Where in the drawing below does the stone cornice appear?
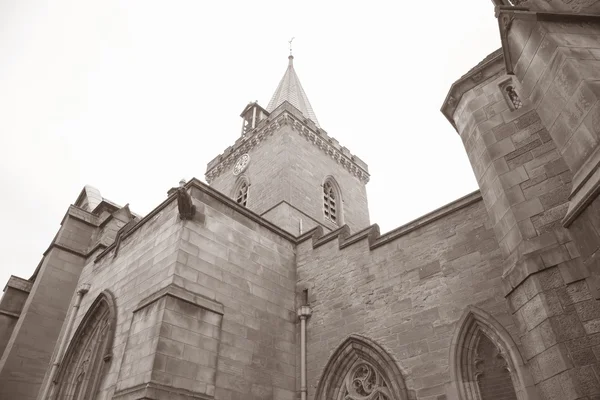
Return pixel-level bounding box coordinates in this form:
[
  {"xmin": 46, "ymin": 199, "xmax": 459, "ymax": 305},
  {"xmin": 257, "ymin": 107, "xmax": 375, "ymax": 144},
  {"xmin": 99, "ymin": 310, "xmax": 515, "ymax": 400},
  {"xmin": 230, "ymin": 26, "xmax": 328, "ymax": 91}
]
[
  {"xmin": 496, "ymin": 6, "xmax": 600, "ymax": 76},
  {"xmin": 441, "ymin": 50, "xmax": 505, "ymax": 132},
  {"xmin": 205, "ymin": 102, "xmax": 370, "ymax": 184}
]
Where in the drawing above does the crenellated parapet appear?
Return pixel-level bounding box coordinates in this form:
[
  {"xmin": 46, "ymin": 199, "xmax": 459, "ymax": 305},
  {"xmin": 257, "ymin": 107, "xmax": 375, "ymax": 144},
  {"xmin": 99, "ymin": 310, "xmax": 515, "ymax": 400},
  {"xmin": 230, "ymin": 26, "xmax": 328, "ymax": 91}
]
[
  {"xmin": 298, "ymin": 190, "xmax": 482, "ymax": 252},
  {"xmin": 205, "ymin": 102, "xmax": 370, "ymax": 185}
]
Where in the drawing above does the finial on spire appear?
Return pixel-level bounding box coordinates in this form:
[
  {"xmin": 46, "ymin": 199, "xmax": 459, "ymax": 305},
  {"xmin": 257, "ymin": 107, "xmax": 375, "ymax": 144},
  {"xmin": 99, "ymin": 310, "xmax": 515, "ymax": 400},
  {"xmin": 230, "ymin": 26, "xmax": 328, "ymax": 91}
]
[{"xmin": 288, "ymin": 37, "xmax": 295, "ymax": 56}]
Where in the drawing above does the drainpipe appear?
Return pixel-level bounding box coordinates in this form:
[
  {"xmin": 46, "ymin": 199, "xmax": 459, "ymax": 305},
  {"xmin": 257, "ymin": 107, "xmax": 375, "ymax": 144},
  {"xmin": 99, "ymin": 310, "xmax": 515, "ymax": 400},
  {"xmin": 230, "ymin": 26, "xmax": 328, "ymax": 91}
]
[
  {"xmin": 297, "ymin": 289, "xmax": 312, "ymax": 400},
  {"xmin": 40, "ymin": 283, "xmax": 90, "ymax": 399}
]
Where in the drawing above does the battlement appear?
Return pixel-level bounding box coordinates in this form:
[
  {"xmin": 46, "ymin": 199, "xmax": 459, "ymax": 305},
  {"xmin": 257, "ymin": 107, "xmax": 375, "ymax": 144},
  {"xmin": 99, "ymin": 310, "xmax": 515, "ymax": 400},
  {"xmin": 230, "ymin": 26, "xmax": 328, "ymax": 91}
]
[
  {"xmin": 297, "ymin": 190, "xmax": 482, "ymax": 252},
  {"xmin": 205, "ymin": 101, "xmax": 369, "ymax": 184}
]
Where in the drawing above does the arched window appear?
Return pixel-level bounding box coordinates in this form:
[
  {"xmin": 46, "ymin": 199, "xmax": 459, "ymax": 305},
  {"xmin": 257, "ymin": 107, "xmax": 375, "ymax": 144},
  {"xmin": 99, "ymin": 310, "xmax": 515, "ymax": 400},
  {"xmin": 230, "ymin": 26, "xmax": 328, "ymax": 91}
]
[
  {"xmin": 316, "ymin": 335, "xmax": 408, "ymax": 400},
  {"xmin": 233, "ymin": 176, "xmax": 250, "ymax": 207},
  {"xmin": 450, "ymin": 307, "xmax": 537, "ymax": 400},
  {"xmin": 323, "ymin": 177, "xmax": 342, "ymax": 225},
  {"xmin": 52, "ymin": 290, "xmax": 116, "ymax": 400}
]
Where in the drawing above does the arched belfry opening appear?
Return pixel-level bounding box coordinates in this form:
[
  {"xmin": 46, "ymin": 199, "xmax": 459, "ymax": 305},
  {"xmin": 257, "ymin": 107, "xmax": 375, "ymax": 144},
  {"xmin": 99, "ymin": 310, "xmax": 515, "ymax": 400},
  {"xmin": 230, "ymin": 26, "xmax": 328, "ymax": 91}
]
[
  {"xmin": 450, "ymin": 307, "xmax": 538, "ymax": 400},
  {"xmin": 315, "ymin": 334, "xmax": 408, "ymax": 400},
  {"xmin": 323, "ymin": 176, "xmax": 343, "ymax": 226},
  {"xmin": 52, "ymin": 290, "xmax": 117, "ymax": 400}
]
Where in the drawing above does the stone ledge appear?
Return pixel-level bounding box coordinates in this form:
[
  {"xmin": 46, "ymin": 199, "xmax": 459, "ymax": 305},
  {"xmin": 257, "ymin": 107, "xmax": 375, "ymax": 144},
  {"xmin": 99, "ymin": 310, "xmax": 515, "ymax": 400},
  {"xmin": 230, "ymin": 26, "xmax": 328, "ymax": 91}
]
[
  {"xmin": 44, "ymin": 243, "xmax": 88, "ymax": 258},
  {"xmin": 133, "ymin": 283, "xmax": 224, "ymax": 315},
  {"xmin": 4, "ymin": 275, "xmax": 32, "ymax": 293},
  {"xmin": 113, "ymin": 382, "xmax": 214, "ymax": 400},
  {"xmin": 501, "ymin": 247, "xmax": 589, "ymax": 296},
  {"xmin": 64, "ymin": 205, "xmax": 100, "ymax": 227},
  {"xmin": 0, "ymin": 309, "xmax": 20, "ymax": 319}
]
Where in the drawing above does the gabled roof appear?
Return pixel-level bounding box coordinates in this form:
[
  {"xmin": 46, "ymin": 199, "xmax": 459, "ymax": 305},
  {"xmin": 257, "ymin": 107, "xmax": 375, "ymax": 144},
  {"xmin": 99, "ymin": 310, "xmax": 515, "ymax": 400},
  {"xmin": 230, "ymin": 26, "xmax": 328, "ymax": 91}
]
[{"xmin": 266, "ymin": 55, "xmax": 320, "ymax": 127}]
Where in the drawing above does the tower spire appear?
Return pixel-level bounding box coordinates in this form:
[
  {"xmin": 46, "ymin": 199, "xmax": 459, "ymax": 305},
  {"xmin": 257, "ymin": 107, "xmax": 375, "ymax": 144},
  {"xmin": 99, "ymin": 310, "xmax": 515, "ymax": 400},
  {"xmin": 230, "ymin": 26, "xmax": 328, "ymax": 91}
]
[{"xmin": 266, "ymin": 46, "xmax": 320, "ymax": 127}]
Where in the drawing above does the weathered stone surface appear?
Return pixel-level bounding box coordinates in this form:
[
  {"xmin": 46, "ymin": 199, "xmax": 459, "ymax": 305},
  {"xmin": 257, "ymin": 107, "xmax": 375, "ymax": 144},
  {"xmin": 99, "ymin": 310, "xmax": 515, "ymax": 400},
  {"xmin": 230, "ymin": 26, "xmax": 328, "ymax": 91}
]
[{"xmin": 2, "ymin": 7, "xmax": 600, "ymax": 400}]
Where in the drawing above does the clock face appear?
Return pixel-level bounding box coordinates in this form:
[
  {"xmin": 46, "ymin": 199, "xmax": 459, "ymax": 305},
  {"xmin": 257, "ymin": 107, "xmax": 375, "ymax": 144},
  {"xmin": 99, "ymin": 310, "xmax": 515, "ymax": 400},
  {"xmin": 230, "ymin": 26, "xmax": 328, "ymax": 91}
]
[{"xmin": 233, "ymin": 154, "xmax": 250, "ymax": 176}]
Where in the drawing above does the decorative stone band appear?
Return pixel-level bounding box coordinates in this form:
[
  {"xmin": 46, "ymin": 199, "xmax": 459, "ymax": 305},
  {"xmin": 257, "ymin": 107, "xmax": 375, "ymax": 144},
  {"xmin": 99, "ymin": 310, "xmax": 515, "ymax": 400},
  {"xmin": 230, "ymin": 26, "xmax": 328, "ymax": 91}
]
[{"xmin": 204, "ymin": 111, "xmax": 370, "ymax": 184}]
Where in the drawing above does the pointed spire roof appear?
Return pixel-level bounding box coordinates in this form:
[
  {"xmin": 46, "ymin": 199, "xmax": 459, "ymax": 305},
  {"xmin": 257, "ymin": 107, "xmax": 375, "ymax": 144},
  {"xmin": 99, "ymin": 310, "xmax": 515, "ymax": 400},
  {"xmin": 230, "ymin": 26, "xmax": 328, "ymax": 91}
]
[{"xmin": 267, "ymin": 55, "xmax": 320, "ymax": 127}]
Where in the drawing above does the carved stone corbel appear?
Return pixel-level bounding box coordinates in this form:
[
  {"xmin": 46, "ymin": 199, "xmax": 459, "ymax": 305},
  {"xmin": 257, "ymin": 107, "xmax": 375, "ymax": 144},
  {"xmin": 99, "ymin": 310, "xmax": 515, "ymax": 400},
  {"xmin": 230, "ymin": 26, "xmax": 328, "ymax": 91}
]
[{"xmin": 176, "ymin": 187, "xmax": 196, "ymax": 220}]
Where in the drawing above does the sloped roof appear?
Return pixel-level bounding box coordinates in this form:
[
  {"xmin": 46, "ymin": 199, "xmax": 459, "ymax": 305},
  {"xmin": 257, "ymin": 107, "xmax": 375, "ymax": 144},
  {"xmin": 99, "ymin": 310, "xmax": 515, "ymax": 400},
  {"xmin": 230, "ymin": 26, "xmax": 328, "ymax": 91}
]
[{"xmin": 266, "ymin": 55, "xmax": 320, "ymax": 127}]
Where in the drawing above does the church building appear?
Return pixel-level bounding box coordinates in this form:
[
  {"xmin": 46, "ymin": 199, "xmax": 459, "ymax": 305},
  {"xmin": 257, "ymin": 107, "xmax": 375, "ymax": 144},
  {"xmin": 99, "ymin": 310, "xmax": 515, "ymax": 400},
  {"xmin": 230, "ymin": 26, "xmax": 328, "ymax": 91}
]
[{"xmin": 2, "ymin": 1, "xmax": 600, "ymax": 399}]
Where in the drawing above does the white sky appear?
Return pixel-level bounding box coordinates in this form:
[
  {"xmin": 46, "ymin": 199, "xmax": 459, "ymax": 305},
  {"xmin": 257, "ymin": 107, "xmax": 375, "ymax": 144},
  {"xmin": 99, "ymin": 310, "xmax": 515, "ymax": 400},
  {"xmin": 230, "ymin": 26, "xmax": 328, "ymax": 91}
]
[{"xmin": 0, "ymin": 1, "xmax": 501, "ymax": 287}]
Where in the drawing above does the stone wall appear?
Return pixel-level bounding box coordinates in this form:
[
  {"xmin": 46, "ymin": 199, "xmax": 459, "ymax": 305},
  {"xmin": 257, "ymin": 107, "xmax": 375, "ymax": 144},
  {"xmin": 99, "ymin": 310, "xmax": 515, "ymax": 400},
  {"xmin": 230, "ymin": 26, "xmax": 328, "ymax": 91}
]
[
  {"xmin": 297, "ymin": 195, "xmax": 521, "ymax": 400},
  {"xmin": 505, "ymin": 11, "xmax": 600, "ymax": 286},
  {"xmin": 441, "ymin": 10, "xmax": 600, "ymax": 398},
  {"xmin": 38, "ymin": 182, "xmax": 298, "ymax": 400},
  {"xmin": 209, "ymin": 127, "xmax": 292, "ymax": 217},
  {"xmin": 182, "ymin": 185, "xmax": 297, "ymax": 400}
]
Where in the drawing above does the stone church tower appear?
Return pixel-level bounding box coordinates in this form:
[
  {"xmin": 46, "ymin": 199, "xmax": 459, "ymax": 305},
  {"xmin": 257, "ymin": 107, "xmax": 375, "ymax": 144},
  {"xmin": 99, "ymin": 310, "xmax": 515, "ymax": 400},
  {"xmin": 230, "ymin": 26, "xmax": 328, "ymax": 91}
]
[
  {"xmin": 1, "ymin": 1, "xmax": 600, "ymax": 399},
  {"xmin": 205, "ymin": 55, "xmax": 370, "ymax": 235}
]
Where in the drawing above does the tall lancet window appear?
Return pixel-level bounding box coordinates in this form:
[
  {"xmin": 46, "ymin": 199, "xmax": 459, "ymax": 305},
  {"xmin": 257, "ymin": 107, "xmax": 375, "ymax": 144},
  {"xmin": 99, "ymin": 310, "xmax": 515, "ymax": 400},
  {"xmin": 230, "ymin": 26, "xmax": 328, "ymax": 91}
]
[
  {"xmin": 234, "ymin": 177, "xmax": 249, "ymax": 207},
  {"xmin": 451, "ymin": 307, "xmax": 535, "ymax": 400},
  {"xmin": 323, "ymin": 178, "xmax": 341, "ymax": 225},
  {"xmin": 53, "ymin": 291, "xmax": 116, "ymax": 400}
]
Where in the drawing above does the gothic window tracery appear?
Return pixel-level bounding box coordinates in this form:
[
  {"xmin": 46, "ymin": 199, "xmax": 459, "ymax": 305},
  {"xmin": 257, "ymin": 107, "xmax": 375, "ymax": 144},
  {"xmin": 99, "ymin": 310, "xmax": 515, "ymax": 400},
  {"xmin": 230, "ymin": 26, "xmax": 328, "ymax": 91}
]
[
  {"xmin": 52, "ymin": 291, "xmax": 116, "ymax": 400},
  {"xmin": 342, "ymin": 362, "xmax": 391, "ymax": 400},
  {"xmin": 323, "ymin": 178, "xmax": 341, "ymax": 225},
  {"xmin": 315, "ymin": 335, "xmax": 408, "ymax": 400}
]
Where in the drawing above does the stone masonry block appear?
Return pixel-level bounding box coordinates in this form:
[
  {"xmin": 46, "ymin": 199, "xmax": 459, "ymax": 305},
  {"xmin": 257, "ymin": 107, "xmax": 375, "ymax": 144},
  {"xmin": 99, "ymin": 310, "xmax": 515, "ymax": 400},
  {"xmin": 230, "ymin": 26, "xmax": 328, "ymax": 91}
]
[
  {"xmin": 536, "ymin": 343, "xmax": 572, "ymax": 381},
  {"xmin": 489, "ymin": 137, "xmax": 517, "ymax": 160},
  {"xmin": 550, "ymin": 311, "xmax": 586, "ymax": 343},
  {"xmin": 513, "ymin": 198, "xmax": 544, "ymax": 222},
  {"xmin": 539, "ymin": 84, "xmax": 569, "ymax": 129},
  {"xmin": 562, "ymin": 122, "xmax": 598, "ymax": 171}
]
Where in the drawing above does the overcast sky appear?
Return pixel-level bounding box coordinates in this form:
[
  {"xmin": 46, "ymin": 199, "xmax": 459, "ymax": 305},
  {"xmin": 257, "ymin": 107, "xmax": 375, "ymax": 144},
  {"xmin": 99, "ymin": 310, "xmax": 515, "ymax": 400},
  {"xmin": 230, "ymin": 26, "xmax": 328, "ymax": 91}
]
[{"xmin": 0, "ymin": 1, "xmax": 501, "ymax": 288}]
